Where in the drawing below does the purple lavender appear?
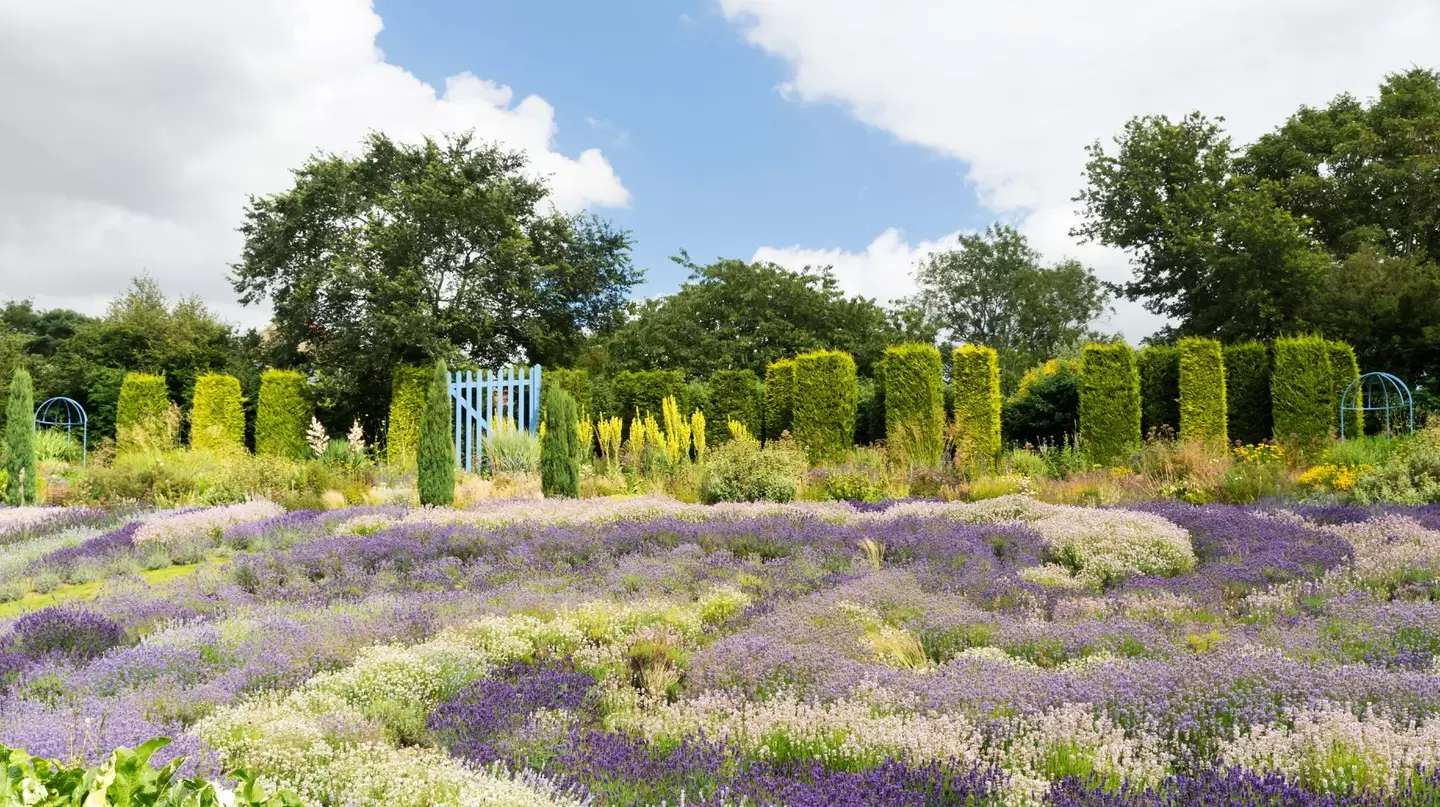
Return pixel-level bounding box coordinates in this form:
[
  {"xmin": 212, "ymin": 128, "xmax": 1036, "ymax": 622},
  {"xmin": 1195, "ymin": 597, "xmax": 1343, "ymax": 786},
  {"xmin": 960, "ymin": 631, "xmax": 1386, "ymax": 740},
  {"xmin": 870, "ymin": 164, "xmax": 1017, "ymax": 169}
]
[{"xmin": 8, "ymin": 605, "xmax": 127, "ymax": 660}]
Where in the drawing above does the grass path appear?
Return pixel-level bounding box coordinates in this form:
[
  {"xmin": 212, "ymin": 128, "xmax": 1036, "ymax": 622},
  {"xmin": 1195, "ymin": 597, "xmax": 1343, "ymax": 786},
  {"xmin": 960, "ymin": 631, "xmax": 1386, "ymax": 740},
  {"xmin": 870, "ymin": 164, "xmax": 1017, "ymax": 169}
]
[{"xmin": 0, "ymin": 563, "xmax": 206, "ymax": 620}]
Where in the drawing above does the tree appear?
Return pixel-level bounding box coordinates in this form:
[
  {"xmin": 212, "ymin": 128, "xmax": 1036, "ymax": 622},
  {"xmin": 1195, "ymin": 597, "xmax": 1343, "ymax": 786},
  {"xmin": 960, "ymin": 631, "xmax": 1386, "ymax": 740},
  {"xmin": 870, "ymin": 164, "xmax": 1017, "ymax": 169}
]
[
  {"xmin": 231, "ymin": 132, "xmax": 640, "ymax": 433},
  {"xmin": 5, "ymin": 368, "xmax": 36, "ymax": 505},
  {"xmin": 541, "ymin": 389, "xmax": 581, "ymax": 498},
  {"xmin": 417, "ymin": 359, "xmax": 455, "ymax": 506},
  {"xmin": 603, "ymin": 253, "xmax": 928, "ymax": 378},
  {"xmin": 910, "ymin": 225, "xmax": 1109, "ymax": 391}
]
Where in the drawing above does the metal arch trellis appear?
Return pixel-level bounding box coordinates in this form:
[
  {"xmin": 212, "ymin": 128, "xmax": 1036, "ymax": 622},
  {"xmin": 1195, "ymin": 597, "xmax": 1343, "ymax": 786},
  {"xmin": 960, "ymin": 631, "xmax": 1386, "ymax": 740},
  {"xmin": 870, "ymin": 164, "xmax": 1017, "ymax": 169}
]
[
  {"xmin": 1339, "ymin": 372, "xmax": 1413, "ymax": 441},
  {"xmin": 33, "ymin": 397, "xmax": 89, "ymax": 465}
]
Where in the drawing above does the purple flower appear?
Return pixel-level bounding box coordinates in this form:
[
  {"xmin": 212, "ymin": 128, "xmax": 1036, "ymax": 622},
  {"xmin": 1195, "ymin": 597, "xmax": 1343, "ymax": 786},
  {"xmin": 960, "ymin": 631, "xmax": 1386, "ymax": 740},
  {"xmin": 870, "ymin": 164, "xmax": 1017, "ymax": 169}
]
[{"xmin": 9, "ymin": 606, "xmax": 126, "ymax": 661}]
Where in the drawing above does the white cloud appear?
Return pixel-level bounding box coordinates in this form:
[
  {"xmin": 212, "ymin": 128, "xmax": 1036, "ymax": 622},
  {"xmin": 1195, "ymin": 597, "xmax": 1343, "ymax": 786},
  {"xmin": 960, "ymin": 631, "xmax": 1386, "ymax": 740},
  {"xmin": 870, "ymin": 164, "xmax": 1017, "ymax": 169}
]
[
  {"xmin": 752, "ymin": 227, "xmax": 957, "ymax": 304},
  {"xmin": 0, "ymin": 0, "xmax": 629, "ymax": 327},
  {"xmin": 720, "ymin": 0, "xmax": 1440, "ymax": 341}
]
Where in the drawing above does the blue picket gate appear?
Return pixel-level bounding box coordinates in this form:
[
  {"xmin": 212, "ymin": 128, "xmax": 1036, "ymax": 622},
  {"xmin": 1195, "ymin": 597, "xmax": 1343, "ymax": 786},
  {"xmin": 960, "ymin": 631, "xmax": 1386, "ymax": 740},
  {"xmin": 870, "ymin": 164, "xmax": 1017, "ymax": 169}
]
[{"xmin": 450, "ymin": 365, "xmax": 542, "ymax": 472}]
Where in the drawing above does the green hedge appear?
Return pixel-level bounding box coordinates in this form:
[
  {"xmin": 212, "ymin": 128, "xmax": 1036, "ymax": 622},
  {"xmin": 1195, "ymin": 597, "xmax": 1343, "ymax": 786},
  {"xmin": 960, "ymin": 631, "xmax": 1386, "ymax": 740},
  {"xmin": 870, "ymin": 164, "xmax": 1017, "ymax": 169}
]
[
  {"xmin": 708, "ymin": 369, "xmax": 761, "ymax": 446},
  {"xmin": 1327, "ymin": 340, "xmax": 1361, "ymax": 438},
  {"xmin": 612, "ymin": 370, "xmax": 688, "ymax": 437},
  {"xmin": 764, "ymin": 359, "xmax": 796, "ymax": 441},
  {"xmin": 5, "ymin": 368, "xmax": 36, "ymax": 505},
  {"xmin": 386, "ymin": 365, "xmax": 431, "ymax": 468},
  {"xmin": 116, "ymin": 372, "xmax": 172, "ymax": 454},
  {"xmin": 1137, "ymin": 346, "xmax": 1180, "ymax": 438},
  {"xmin": 855, "ymin": 377, "xmax": 885, "ymax": 446},
  {"xmin": 1223, "ymin": 342, "xmax": 1272, "ymax": 445},
  {"xmin": 1178, "ymin": 338, "xmax": 1227, "ymax": 443},
  {"xmin": 256, "ymin": 369, "xmax": 310, "ymax": 459},
  {"xmin": 542, "ymin": 368, "xmax": 592, "ymax": 416},
  {"xmin": 190, "ymin": 372, "xmax": 245, "ymax": 452},
  {"xmin": 952, "ymin": 345, "xmax": 1001, "ymax": 470},
  {"xmin": 881, "ymin": 344, "xmax": 944, "ymax": 466},
  {"xmin": 793, "ymin": 350, "xmax": 857, "ymax": 466},
  {"xmin": 1079, "ymin": 343, "xmax": 1141, "ymax": 465},
  {"xmin": 1272, "ymin": 336, "xmax": 1333, "ymax": 455}
]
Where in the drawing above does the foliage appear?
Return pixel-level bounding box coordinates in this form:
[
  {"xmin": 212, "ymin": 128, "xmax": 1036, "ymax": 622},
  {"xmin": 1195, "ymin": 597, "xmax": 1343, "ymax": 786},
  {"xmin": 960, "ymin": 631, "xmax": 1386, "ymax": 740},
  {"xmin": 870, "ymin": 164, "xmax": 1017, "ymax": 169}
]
[
  {"xmin": 418, "ymin": 359, "xmax": 455, "ymax": 506},
  {"xmin": 854, "ymin": 376, "xmax": 884, "ymax": 447},
  {"xmin": 951, "ymin": 345, "xmax": 1001, "ymax": 471},
  {"xmin": 707, "ymin": 369, "xmax": 761, "ymax": 447},
  {"xmin": 1326, "ymin": 340, "xmax": 1361, "ymax": 438},
  {"xmin": 542, "ymin": 368, "xmax": 591, "ymax": 418},
  {"xmin": 32, "ymin": 428, "xmax": 81, "ymax": 464},
  {"xmin": 793, "ymin": 350, "xmax": 858, "ymax": 466},
  {"xmin": 189, "ymin": 373, "xmax": 244, "ymax": 452},
  {"xmin": 691, "ymin": 410, "xmax": 707, "ymax": 460},
  {"xmin": 698, "ymin": 438, "xmax": 806, "ymax": 503},
  {"xmin": 541, "ymin": 389, "xmax": 581, "ymax": 498},
  {"xmin": 1136, "ymin": 346, "xmax": 1180, "ymax": 437},
  {"xmin": 1003, "ymin": 359, "xmax": 1082, "ymax": 448},
  {"xmin": 596, "ymin": 416, "xmax": 623, "ymax": 476},
  {"xmin": 1223, "ymin": 341, "xmax": 1272, "ymax": 445},
  {"xmin": 232, "ymin": 132, "xmax": 638, "ymax": 434},
  {"xmin": 255, "ymin": 369, "xmax": 310, "ymax": 459},
  {"xmin": 1078, "ymin": 343, "xmax": 1142, "ymax": 465},
  {"xmin": 116, "ymin": 373, "xmax": 173, "ymax": 455},
  {"xmin": 881, "ymin": 344, "xmax": 944, "ymax": 467},
  {"xmin": 1178, "ymin": 337, "xmax": 1227, "ymax": 443},
  {"xmin": 726, "ymin": 419, "xmax": 752, "ymax": 443},
  {"xmin": 485, "ymin": 419, "xmax": 542, "ymax": 477},
  {"xmin": 764, "ymin": 359, "xmax": 795, "ymax": 441},
  {"xmin": 5, "ymin": 368, "xmax": 36, "ymax": 506},
  {"xmin": 386, "ymin": 365, "xmax": 431, "ymax": 469},
  {"xmin": 1272, "ymin": 336, "xmax": 1333, "ymax": 456},
  {"xmin": 604, "ymin": 252, "xmax": 926, "ymax": 378},
  {"xmin": 910, "ymin": 224, "xmax": 1110, "ymax": 391},
  {"xmin": 1352, "ymin": 427, "xmax": 1440, "ymax": 504},
  {"xmin": 612, "ymin": 370, "xmax": 688, "ymax": 437},
  {"xmin": 1298, "ymin": 463, "xmax": 1371, "ymax": 494}
]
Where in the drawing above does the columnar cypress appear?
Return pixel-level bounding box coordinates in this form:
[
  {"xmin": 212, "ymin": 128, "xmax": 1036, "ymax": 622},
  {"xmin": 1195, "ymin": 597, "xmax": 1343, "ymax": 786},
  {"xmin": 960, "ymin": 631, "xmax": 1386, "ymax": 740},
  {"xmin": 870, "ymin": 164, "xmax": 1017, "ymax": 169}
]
[
  {"xmin": 1272, "ymin": 336, "xmax": 1333, "ymax": 456},
  {"xmin": 190, "ymin": 372, "xmax": 245, "ymax": 452},
  {"xmin": 4, "ymin": 368, "xmax": 36, "ymax": 506},
  {"xmin": 1178, "ymin": 337, "xmax": 1227, "ymax": 443},
  {"xmin": 386, "ymin": 365, "xmax": 431, "ymax": 469},
  {"xmin": 116, "ymin": 373, "xmax": 172, "ymax": 454},
  {"xmin": 793, "ymin": 350, "xmax": 858, "ymax": 466},
  {"xmin": 1326, "ymin": 340, "xmax": 1361, "ymax": 438},
  {"xmin": 1136, "ymin": 346, "xmax": 1180, "ymax": 438},
  {"xmin": 951, "ymin": 345, "xmax": 1001, "ymax": 470},
  {"xmin": 255, "ymin": 369, "xmax": 311, "ymax": 459},
  {"xmin": 417, "ymin": 359, "xmax": 455, "ymax": 506},
  {"xmin": 764, "ymin": 359, "xmax": 796, "ymax": 441},
  {"xmin": 1223, "ymin": 341, "xmax": 1272, "ymax": 445},
  {"xmin": 1078, "ymin": 343, "xmax": 1142, "ymax": 466},
  {"xmin": 883, "ymin": 344, "xmax": 944, "ymax": 467},
  {"xmin": 541, "ymin": 389, "xmax": 581, "ymax": 498}
]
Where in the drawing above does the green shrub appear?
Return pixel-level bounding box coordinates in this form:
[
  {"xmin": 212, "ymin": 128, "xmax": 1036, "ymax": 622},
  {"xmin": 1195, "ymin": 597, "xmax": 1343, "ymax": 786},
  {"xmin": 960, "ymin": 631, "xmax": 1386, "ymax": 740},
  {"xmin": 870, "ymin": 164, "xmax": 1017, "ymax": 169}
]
[
  {"xmin": 952, "ymin": 345, "xmax": 1001, "ymax": 470},
  {"xmin": 764, "ymin": 359, "xmax": 796, "ymax": 441},
  {"xmin": 612, "ymin": 370, "xmax": 688, "ymax": 437},
  {"xmin": 707, "ymin": 369, "xmax": 761, "ymax": 446},
  {"xmin": 116, "ymin": 373, "xmax": 172, "ymax": 454},
  {"xmin": 1327, "ymin": 340, "xmax": 1361, "ymax": 438},
  {"xmin": 883, "ymin": 344, "xmax": 944, "ymax": 467},
  {"xmin": 1079, "ymin": 343, "xmax": 1141, "ymax": 465},
  {"xmin": 5, "ymin": 368, "xmax": 36, "ymax": 505},
  {"xmin": 190, "ymin": 373, "xmax": 245, "ymax": 452},
  {"xmin": 1353, "ymin": 430, "xmax": 1440, "ymax": 504},
  {"xmin": 1003, "ymin": 359, "xmax": 1081, "ymax": 447},
  {"xmin": 255, "ymin": 369, "xmax": 310, "ymax": 460},
  {"xmin": 1178, "ymin": 337, "xmax": 1227, "ymax": 443},
  {"xmin": 542, "ymin": 368, "xmax": 591, "ymax": 416},
  {"xmin": 1223, "ymin": 341, "xmax": 1271, "ymax": 445},
  {"xmin": 385, "ymin": 365, "xmax": 430, "ymax": 469},
  {"xmin": 485, "ymin": 424, "xmax": 541, "ymax": 475},
  {"xmin": 1137, "ymin": 346, "xmax": 1180, "ymax": 437},
  {"xmin": 417, "ymin": 359, "xmax": 455, "ymax": 506},
  {"xmin": 32, "ymin": 429, "xmax": 81, "ymax": 464},
  {"xmin": 793, "ymin": 350, "xmax": 858, "ymax": 466},
  {"xmin": 541, "ymin": 389, "xmax": 581, "ymax": 498},
  {"xmin": 699, "ymin": 439, "xmax": 806, "ymax": 503},
  {"xmin": 1272, "ymin": 336, "xmax": 1333, "ymax": 455}
]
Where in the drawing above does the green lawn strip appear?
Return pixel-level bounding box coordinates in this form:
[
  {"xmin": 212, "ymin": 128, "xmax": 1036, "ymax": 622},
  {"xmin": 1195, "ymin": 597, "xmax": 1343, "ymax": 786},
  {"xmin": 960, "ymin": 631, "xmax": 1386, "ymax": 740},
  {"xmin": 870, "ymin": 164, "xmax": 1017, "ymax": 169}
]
[{"xmin": 0, "ymin": 562, "xmax": 208, "ymax": 620}]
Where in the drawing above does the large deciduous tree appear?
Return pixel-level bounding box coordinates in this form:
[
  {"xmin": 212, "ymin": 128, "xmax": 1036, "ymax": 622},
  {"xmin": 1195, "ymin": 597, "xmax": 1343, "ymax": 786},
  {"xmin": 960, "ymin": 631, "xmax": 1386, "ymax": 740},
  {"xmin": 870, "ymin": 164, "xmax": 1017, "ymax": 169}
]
[{"xmin": 231, "ymin": 132, "xmax": 639, "ymax": 430}]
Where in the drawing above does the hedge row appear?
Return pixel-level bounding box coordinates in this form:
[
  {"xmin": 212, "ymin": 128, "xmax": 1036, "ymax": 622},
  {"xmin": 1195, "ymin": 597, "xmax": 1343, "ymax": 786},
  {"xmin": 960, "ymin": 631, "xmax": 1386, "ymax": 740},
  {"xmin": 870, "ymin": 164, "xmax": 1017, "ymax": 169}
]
[
  {"xmin": 1137, "ymin": 346, "xmax": 1179, "ymax": 437},
  {"xmin": 763, "ymin": 359, "xmax": 796, "ymax": 441},
  {"xmin": 385, "ymin": 366, "xmax": 431, "ymax": 469},
  {"xmin": 256, "ymin": 369, "xmax": 311, "ymax": 459},
  {"xmin": 1327, "ymin": 340, "xmax": 1361, "ymax": 438},
  {"xmin": 1178, "ymin": 338, "xmax": 1227, "ymax": 443},
  {"xmin": 542, "ymin": 368, "xmax": 592, "ymax": 417},
  {"xmin": 883, "ymin": 344, "xmax": 944, "ymax": 466},
  {"xmin": 793, "ymin": 350, "xmax": 857, "ymax": 466},
  {"xmin": 1272, "ymin": 336, "xmax": 1332, "ymax": 455},
  {"xmin": 952, "ymin": 345, "xmax": 1001, "ymax": 470},
  {"xmin": 708, "ymin": 369, "xmax": 762, "ymax": 446},
  {"xmin": 612, "ymin": 370, "xmax": 688, "ymax": 438},
  {"xmin": 1223, "ymin": 342, "xmax": 1271, "ymax": 446},
  {"xmin": 116, "ymin": 373, "xmax": 172, "ymax": 454},
  {"xmin": 190, "ymin": 373, "xmax": 245, "ymax": 452},
  {"xmin": 1079, "ymin": 343, "xmax": 1141, "ymax": 465}
]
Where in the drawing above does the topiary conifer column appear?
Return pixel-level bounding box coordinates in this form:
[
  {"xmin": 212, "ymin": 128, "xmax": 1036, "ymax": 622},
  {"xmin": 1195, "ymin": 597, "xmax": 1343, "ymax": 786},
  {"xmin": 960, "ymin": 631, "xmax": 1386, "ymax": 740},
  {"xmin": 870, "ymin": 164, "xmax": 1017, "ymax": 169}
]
[
  {"xmin": 5, "ymin": 368, "xmax": 36, "ymax": 505},
  {"xmin": 541, "ymin": 388, "xmax": 581, "ymax": 498},
  {"xmin": 418, "ymin": 359, "xmax": 455, "ymax": 506},
  {"xmin": 190, "ymin": 372, "xmax": 245, "ymax": 452},
  {"xmin": 1178, "ymin": 337, "xmax": 1227, "ymax": 443},
  {"xmin": 1079, "ymin": 343, "xmax": 1142, "ymax": 466},
  {"xmin": 255, "ymin": 369, "xmax": 310, "ymax": 459}
]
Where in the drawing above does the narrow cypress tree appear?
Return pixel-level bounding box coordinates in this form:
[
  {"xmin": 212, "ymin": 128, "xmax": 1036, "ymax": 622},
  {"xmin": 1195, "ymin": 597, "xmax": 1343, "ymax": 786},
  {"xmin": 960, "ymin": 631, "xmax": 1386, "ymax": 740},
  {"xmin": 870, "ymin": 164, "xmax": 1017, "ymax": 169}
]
[
  {"xmin": 5, "ymin": 368, "xmax": 37, "ymax": 505},
  {"xmin": 417, "ymin": 359, "xmax": 455, "ymax": 506},
  {"xmin": 542, "ymin": 389, "xmax": 581, "ymax": 498}
]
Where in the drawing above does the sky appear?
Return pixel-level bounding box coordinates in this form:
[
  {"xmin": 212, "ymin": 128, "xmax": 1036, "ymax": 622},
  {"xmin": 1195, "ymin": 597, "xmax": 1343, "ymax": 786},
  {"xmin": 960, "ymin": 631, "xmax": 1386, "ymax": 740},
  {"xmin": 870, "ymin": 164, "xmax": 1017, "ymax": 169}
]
[{"xmin": 2, "ymin": 1, "xmax": 1439, "ymax": 342}]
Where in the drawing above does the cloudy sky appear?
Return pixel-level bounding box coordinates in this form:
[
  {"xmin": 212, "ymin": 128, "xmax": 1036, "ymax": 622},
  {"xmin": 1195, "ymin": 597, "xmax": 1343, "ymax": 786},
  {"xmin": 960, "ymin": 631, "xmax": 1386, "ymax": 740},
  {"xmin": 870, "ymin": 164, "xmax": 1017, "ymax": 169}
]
[{"xmin": 2, "ymin": 1, "xmax": 1438, "ymax": 340}]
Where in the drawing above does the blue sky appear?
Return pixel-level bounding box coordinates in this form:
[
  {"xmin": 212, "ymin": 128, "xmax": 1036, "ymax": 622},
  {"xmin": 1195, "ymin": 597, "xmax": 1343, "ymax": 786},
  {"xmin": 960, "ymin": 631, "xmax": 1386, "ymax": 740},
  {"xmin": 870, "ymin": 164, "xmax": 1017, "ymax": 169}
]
[{"xmin": 371, "ymin": 0, "xmax": 989, "ymax": 299}]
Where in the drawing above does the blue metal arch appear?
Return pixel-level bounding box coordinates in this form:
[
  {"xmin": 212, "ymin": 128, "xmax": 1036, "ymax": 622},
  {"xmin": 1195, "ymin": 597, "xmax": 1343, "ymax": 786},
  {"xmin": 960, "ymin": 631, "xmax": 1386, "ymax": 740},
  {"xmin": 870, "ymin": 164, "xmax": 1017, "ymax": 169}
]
[
  {"xmin": 33, "ymin": 396, "xmax": 88, "ymax": 465},
  {"xmin": 1339, "ymin": 372, "xmax": 1413, "ymax": 440}
]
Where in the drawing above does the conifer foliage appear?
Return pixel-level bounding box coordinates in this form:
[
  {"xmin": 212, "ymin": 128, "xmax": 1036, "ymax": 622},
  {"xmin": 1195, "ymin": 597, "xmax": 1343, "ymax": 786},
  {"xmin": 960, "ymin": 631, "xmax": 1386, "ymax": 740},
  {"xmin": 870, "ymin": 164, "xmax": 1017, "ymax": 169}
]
[
  {"xmin": 542, "ymin": 389, "xmax": 581, "ymax": 498},
  {"xmin": 417, "ymin": 359, "xmax": 455, "ymax": 506},
  {"xmin": 4, "ymin": 368, "xmax": 36, "ymax": 505}
]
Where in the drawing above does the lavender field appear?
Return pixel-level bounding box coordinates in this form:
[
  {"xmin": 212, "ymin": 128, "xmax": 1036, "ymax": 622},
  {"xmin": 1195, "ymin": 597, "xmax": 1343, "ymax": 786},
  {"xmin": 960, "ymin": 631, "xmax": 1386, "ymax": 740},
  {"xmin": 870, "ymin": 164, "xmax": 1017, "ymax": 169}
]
[{"xmin": 5, "ymin": 496, "xmax": 1440, "ymax": 806}]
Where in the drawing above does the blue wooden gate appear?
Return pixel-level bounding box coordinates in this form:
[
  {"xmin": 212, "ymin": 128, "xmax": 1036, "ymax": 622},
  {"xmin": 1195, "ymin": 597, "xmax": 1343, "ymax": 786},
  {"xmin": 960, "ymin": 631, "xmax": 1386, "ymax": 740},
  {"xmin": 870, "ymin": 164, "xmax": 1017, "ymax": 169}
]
[{"xmin": 450, "ymin": 365, "xmax": 542, "ymax": 472}]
